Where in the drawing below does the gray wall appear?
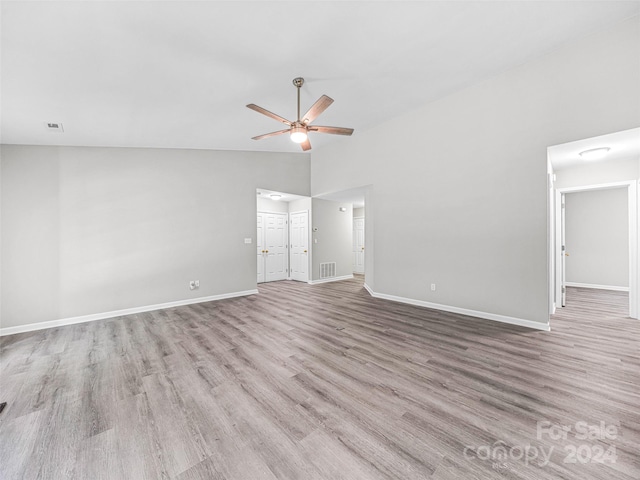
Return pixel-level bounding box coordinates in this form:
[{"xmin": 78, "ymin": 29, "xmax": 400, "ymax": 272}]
[
  {"xmin": 1, "ymin": 145, "xmax": 310, "ymax": 328},
  {"xmin": 311, "ymin": 199, "xmax": 352, "ymax": 280},
  {"xmin": 311, "ymin": 17, "xmax": 640, "ymax": 325},
  {"xmin": 565, "ymin": 188, "xmax": 628, "ymax": 288}
]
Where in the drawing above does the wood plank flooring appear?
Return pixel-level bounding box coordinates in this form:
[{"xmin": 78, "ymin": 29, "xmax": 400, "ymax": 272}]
[{"xmin": 1, "ymin": 278, "xmax": 638, "ymax": 479}]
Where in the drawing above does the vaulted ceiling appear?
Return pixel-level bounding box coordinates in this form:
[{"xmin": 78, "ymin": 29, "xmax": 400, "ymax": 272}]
[{"xmin": 2, "ymin": 1, "xmax": 638, "ymax": 153}]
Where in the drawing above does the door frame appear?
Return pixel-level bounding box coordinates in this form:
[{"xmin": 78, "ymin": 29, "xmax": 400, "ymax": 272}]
[{"xmin": 552, "ymin": 181, "xmax": 637, "ymax": 319}]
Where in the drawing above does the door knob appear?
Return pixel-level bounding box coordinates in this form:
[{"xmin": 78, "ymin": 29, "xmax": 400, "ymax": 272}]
[
  {"xmin": 265, "ymin": 250, "xmax": 269, "ymax": 253},
  {"xmin": 565, "ymin": 253, "xmax": 569, "ymax": 256},
  {"xmin": 362, "ymin": 247, "xmax": 365, "ymax": 250},
  {"xmin": 304, "ymin": 250, "xmax": 307, "ymax": 253}
]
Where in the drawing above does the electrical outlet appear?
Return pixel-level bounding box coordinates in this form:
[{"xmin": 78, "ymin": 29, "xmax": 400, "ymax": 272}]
[
  {"xmin": 431, "ymin": 283, "xmax": 436, "ymax": 292},
  {"xmin": 195, "ymin": 280, "xmax": 200, "ymax": 288},
  {"xmin": 189, "ymin": 280, "xmax": 197, "ymax": 290}
]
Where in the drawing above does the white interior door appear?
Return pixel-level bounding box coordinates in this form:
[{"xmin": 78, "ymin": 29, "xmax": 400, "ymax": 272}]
[
  {"xmin": 290, "ymin": 211, "xmax": 309, "ymax": 282},
  {"xmin": 353, "ymin": 217, "xmax": 365, "ymax": 273},
  {"xmin": 264, "ymin": 212, "xmax": 288, "ymax": 282},
  {"xmin": 561, "ymin": 193, "xmax": 567, "ymax": 307}
]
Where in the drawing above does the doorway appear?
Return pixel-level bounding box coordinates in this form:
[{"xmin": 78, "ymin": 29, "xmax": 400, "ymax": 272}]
[
  {"xmin": 257, "ymin": 188, "xmax": 311, "ymax": 284},
  {"xmin": 554, "ymin": 183, "xmax": 636, "ymax": 314},
  {"xmin": 547, "ymin": 128, "xmax": 639, "ymax": 321},
  {"xmin": 313, "ymin": 185, "xmax": 371, "ymax": 284}
]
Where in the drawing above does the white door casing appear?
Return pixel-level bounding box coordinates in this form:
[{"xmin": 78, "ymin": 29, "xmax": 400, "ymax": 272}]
[
  {"xmin": 353, "ymin": 217, "xmax": 365, "ymax": 273},
  {"xmin": 290, "ymin": 211, "xmax": 309, "ymax": 282},
  {"xmin": 257, "ymin": 213, "xmax": 265, "ymax": 283}
]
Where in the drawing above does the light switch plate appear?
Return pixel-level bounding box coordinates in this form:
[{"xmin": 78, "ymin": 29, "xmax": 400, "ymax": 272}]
[{"xmin": 244, "ymin": 238, "xmax": 252, "ymax": 244}]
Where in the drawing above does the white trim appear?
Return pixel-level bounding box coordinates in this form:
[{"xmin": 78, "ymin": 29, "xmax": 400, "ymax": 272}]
[
  {"xmin": 557, "ymin": 181, "xmax": 634, "ymax": 193},
  {"xmin": 363, "ymin": 283, "xmax": 374, "ymax": 296},
  {"xmin": 308, "ymin": 274, "xmax": 354, "ymax": 285},
  {"xmin": 565, "ymin": 282, "xmax": 629, "ymax": 292},
  {"xmin": 0, "ymin": 289, "xmax": 259, "ymax": 337},
  {"xmin": 364, "ymin": 286, "xmax": 550, "ymax": 332}
]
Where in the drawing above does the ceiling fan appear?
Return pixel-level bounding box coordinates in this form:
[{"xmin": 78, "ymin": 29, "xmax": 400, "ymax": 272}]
[{"xmin": 247, "ymin": 77, "xmax": 354, "ymax": 151}]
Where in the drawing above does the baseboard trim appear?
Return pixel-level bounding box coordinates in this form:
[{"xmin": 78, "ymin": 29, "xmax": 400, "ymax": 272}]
[
  {"xmin": 0, "ymin": 289, "xmax": 259, "ymax": 337},
  {"xmin": 308, "ymin": 274, "xmax": 354, "ymax": 285},
  {"xmin": 565, "ymin": 282, "xmax": 629, "ymax": 292},
  {"xmin": 364, "ymin": 287, "xmax": 550, "ymax": 332}
]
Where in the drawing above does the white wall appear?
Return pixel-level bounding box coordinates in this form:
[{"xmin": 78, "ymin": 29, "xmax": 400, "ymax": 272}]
[
  {"xmin": 1, "ymin": 145, "xmax": 310, "ymax": 329},
  {"xmin": 288, "ymin": 197, "xmax": 311, "ymax": 213},
  {"xmin": 257, "ymin": 196, "xmax": 289, "ymax": 213},
  {"xmin": 311, "ymin": 17, "xmax": 640, "ymax": 327},
  {"xmin": 310, "ymin": 199, "xmax": 353, "ymax": 281},
  {"xmin": 565, "ymin": 188, "xmax": 629, "ymax": 288},
  {"xmin": 555, "ymin": 157, "xmax": 639, "ymax": 188}
]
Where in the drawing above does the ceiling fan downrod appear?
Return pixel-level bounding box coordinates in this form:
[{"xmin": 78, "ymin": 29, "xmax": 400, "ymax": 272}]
[{"xmin": 293, "ymin": 77, "xmax": 304, "ymax": 121}]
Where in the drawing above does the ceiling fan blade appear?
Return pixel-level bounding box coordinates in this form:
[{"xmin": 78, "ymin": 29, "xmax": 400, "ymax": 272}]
[
  {"xmin": 251, "ymin": 129, "xmax": 290, "ymax": 141},
  {"xmin": 308, "ymin": 126, "xmax": 354, "ymax": 136},
  {"xmin": 301, "ymin": 95, "xmax": 334, "ymax": 124},
  {"xmin": 246, "ymin": 104, "xmax": 292, "ymax": 126},
  {"xmin": 300, "ymin": 138, "xmax": 312, "ymax": 151}
]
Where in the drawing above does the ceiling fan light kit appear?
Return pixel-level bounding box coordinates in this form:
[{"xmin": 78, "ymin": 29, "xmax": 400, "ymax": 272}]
[
  {"xmin": 290, "ymin": 124, "xmax": 307, "ymax": 143},
  {"xmin": 247, "ymin": 77, "xmax": 353, "ymax": 151}
]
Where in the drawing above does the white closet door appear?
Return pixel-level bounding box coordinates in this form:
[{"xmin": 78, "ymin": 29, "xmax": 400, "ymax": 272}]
[
  {"xmin": 257, "ymin": 212, "xmax": 288, "ymax": 283},
  {"xmin": 290, "ymin": 211, "xmax": 309, "ymax": 282},
  {"xmin": 353, "ymin": 217, "xmax": 365, "ymax": 273}
]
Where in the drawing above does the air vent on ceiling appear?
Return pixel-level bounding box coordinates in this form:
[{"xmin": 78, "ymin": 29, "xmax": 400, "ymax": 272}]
[{"xmin": 45, "ymin": 122, "xmax": 64, "ymax": 132}]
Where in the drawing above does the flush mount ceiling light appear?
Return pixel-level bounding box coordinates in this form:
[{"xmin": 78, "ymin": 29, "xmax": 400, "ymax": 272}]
[
  {"xmin": 579, "ymin": 147, "xmax": 610, "ymax": 160},
  {"xmin": 247, "ymin": 77, "xmax": 354, "ymax": 151},
  {"xmin": 270, "ymin": 194, "xmax": 282, "ymax": 200}
]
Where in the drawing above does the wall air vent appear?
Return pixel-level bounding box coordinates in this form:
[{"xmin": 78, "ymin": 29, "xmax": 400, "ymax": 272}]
[
  {"xmin": 45, "ymin": 122, "xmax": 64, "ymax": 132},
  {"xmin": 320, "ymin": 262, "xmax": 336, "ymax": 279}
]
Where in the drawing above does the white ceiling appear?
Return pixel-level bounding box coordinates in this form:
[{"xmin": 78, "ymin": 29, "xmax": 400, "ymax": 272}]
[
  {"xmin": 2, "ymin": 1, "xmax": 639, "ymax": 153},
  {"xmin": 548, "ymin": 128, "xmax": 640, "ymax": 171}
]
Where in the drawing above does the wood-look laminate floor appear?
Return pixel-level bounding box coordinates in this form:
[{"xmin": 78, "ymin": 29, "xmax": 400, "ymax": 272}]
[{"xmin": 1, "ymin": 279, "xmax": 638, "ymax": 479}]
